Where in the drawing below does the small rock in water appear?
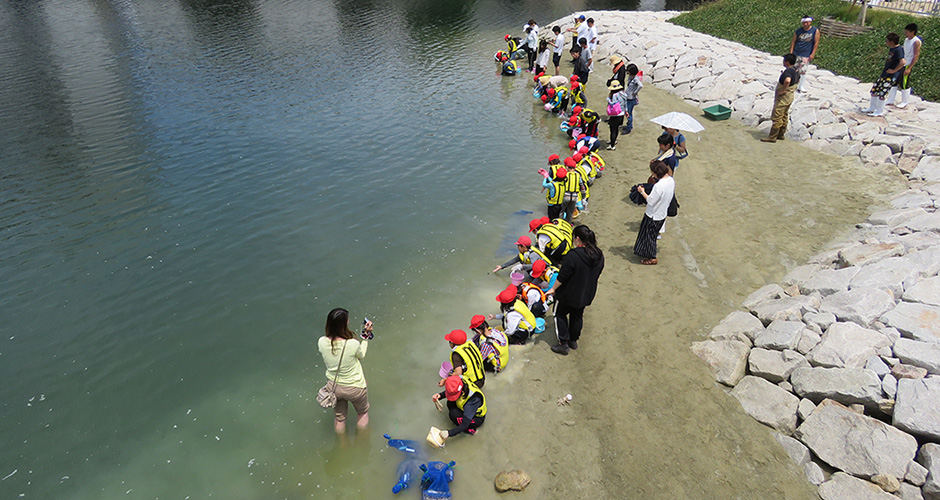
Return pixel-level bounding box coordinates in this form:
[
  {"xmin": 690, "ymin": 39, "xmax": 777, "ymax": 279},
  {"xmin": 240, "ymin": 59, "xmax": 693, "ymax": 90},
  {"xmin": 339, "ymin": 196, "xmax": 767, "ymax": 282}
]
[{"xmin": 494, "ymin": 469, "xmax": 531, "ymax": 492}]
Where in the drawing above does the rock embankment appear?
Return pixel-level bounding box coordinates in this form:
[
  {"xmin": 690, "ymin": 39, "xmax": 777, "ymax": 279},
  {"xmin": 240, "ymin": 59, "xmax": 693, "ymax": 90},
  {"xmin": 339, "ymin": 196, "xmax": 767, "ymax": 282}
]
[{"xmin": 551, "ymin": 10, "xmax": 940, "ymax": 500}]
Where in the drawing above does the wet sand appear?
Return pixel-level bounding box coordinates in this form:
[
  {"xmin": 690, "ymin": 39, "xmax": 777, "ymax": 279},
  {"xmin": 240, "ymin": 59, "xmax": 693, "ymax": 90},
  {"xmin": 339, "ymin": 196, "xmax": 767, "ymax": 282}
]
[{"xmin": 442, "ymin": 77, "xmax": 908, "ymax": 498}]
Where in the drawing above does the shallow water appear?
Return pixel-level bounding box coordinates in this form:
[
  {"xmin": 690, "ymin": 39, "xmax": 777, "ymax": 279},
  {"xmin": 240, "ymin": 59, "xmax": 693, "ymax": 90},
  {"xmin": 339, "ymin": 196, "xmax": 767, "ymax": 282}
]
[{"xmin": 0, "ymin": 1, "xmax": 708, "ymax": 499}]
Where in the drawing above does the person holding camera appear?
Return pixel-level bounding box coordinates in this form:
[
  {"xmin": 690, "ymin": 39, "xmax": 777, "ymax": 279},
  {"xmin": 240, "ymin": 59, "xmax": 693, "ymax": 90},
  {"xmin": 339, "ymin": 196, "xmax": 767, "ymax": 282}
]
[{"xmin": 318, "ymin": 307, "xmax": 372, "ymax": 434}]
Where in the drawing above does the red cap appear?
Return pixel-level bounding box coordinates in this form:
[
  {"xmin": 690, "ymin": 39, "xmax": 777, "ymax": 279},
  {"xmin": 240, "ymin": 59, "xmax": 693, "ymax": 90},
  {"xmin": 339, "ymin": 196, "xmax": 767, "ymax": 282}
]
[
  {"xmin": 444, "ymin": 375, "xmax": 464, "ymax": 401},
  {"xmin": 496, "ymin": 287, "xmax": 517, "ymax": 304},
  {"xmin": 547, "ymin": 88, "xmax": 556, "ymax": 97},
  {"xmin": 541, "ymin": 95, "xmax": 548, "ymax": 103},
  {"xmin": 564, "ymin": 157, "xmax": 576, "ymax": 167},
  {"xmin": 568, "ymin": 139, "xmax": 576, "ymax": 150},
  {"xmin": 555, "ymin": 167, "xmax": 568, "ymax": 179},
  {"xmin": 573, "ymin": 152, "xmax": 583, "ymax": 162},
  {"xmin": 531, "ymin": 260, "xmax": 547, "ymax": 278},
  {"xmin": 579, "ymin": 146, "xmax": 589, "ymax": 154},
  {"xmin": 547, "ymin": 153, "xmax": 560, "ymax": 162},
  {"xmin": 540, "ymin": 216, "xmax": 550, "ymax": 224},
  {"xmin": 570, "ymin": 75, "xmax": 579, "ymax": 82},
  {"xmin": 444, "ymin": 329, "xmax": 467, "ymax": 345},
  {"xmin": 529, "ymin": 218, "xmax": 544, "ymax": 232},
  {"xmin": 572, "ymin": 106, "xmax": 582, "ymax": 115},
  {"xmin": 470, "ymin": 315, "xmax": 486, "ymax": 329},
  {"xmin": 501, "ymin": 56, "xmax": 508, "ymax": 62},
  {"xmin": 504, "ymin": 34, "xmax": 510, "ymax": 40},
  {"xmin": 578, "ymin": 134, "xmax": 587, "ymax": 140},
  {"xmin": 515, "ymin": 235, "xmax": 532, "ymax": 247}
]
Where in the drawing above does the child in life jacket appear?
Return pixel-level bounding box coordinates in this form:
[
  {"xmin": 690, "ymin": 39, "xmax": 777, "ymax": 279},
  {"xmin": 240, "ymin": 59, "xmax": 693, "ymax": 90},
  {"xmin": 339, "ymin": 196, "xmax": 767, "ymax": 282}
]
[{"xmin": 469, "ymin": 315, "xmax": 509, "ymax": 373}]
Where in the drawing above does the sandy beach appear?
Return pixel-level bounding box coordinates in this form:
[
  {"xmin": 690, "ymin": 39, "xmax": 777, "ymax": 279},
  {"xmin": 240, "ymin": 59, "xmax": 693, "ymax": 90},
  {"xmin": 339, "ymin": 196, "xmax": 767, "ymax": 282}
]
[{"xmin": 441, "ymin": 46, "xmax": 908, "ymax": 498}]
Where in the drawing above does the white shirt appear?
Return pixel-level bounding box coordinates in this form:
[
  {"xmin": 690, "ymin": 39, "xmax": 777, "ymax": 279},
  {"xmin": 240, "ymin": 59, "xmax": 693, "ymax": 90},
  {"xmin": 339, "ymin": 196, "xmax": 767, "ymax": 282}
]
[
  {"xmin": 576, "ymin": 23, "xmax": 589, "ymax": 45},
  {"xmin": 588, "ymin": 25, "xmax": 598, "ymax": 50},
  {"xmin": 645, "ymin": 176, "xmax": 675, "ymax": 220},
  {"xmin": 536, "ymin": 49, "xmax": 551, "ymax": 68},
  {"xmin": 554, "ymin": 33, "xmax": 565, "ymax": 54},
  {"xmin": 903, "ymin": 36, "xmax": 921, "ymax": 62},
  {"xmin": 525, "ymin": 288, "xmax": 542, "ymax": 308}
]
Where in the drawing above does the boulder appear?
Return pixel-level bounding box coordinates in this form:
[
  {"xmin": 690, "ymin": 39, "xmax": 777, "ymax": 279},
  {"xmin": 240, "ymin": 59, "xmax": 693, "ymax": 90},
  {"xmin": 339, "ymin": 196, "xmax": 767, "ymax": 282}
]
[
  {"xmin": 860, "ymin": 144, "xmax": 895, "ymax": 165},
  {"xmin": 800, "ymin": 267, "xmax": 859, "ymax": 296},
  {"xmin": 919, "ymin": 443, "xmax": 940, "ymax": 500},
  {"xmin": 893, "ymin": 377, "xmax": 940, "ymax": 441},
  {"xmin": 818, "ymin": 472, "xmax": 902, "ymax": 500},
  {"xmin": 907, "ymin": 460, "xmax": 929, "ymax": 487},
  {"xmin": 849, "ymin": 256, "xmax": 921, "ymax": 297},
  {"xmin": 869, "ymin": 208, "xmax": 930, "ymax": 227},
  {"xmin": 691, "ymin": 339, "xmax": 750, "ymax": 386},
  {"xmin": 893, "ymin": 363, "xmax": 929, "ymax": 380},
  {"xmin": 890, "ymin": 191, "xmax": 934, "ymax": 210},
  {"xmin": 790, "ymin": 367, "xmax": 883, "ymax": 407},
  {"xmin": 898, "ymin": 232, "xmax": 940, "ymax": 252},
  {"xmin": 752, "ymin": 295, "xmax": 819, "ymax": 324},
  {"xmin": 871, "ymin": 134, "xmax": 910, "ymax": 154},
  {"xmin": 798, "ymin": 398, "xmax": 816, "ymax": 421},
  {"xmin": 708, "ymin": 310, "xmax": 764, "ymax": 344},
  {"xmin": 805, "ymin": 311, "xmax": 837, "ymax": 331},
  {"xmin": 912, "ymin": 155, "xmax": 940, "ymax": 183},
  {"xmin": 883, "ymin": 374, "xmax": 898, "ymax": 399},
  {"xmin": 804, "ymin": 461, "xmax": 826, "ymax": 485},
  {"xmin": 839, "ymin": 242, "xmax": 906, "ymax": 267},
  {"xmin": 754, "ymin": 320, "xmax": 805, "ymax": 350},
  {"xmin": 882, "ymin": 302, "xmax": 940, "ymax": 343},
  {"xmin": 729, "ymin": 376, "xmax": 800, "ymax": 433},
  {"xmin": 850, "ymin": 121, "xmax": 884, "ymax": 143},
  {"xmin": 795, "ymin": 399, "xmax": 918, "ymax": 478},
  {"xmin": 814, "ymin": 123, "xmax": 849, "ymax": 141},
  {"xmin": 905, "ymin": 212, "xmax": 940, "ymax": 234},
  {"xmin": 820, "ymin": 288, "xmax": 897, "ymax": 327},
  {"xmin": 742, "ymin": 283, "xmax": 785, "ymax": 310},
  {"xmin": 782, "ymin": 264, "xmax": 822, "ymax": 287},
  {"xmin": 866, "ymin": 356, "xmax": 891, "ymax": 377},
  {"xmin": 494, "ymin": 469, "xmax": 530, "ymax": 492},
  {"xmin": 897, "ymin": 482, "xmax": 926, "ymax": 500},
  {"xmin": 903, "ymin": 276, "xmax": 940, "ymax": 307},
  {"xmin": 806, "ymin": 322, "xmax": 892, "ymax": 368},
  {"xmin": 774, "ymin": 432, "xmax": 811, "ymax": 465},
  {"xmin": 797, "ymin": 328, "xmax": 822, "ymax": 355},
  {"xmin": 894, "ymin": 338, "xmax": 940, "ymax": 374},
  {"xmin": 748, "ymin": 348, "xmax": 809, "ymax": 382}
]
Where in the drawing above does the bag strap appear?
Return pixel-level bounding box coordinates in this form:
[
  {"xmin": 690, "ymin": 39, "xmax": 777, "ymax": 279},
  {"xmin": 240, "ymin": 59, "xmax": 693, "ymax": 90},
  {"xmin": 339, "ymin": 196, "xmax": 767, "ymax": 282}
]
[{"xmin": 329, "ymin": 339, "xmax": 349, "ymax": 392}]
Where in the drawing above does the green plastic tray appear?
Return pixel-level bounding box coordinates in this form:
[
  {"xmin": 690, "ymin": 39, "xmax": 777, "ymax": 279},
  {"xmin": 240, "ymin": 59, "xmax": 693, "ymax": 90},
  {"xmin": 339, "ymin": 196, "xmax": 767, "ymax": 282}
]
[{"xmin": 703, "ymin": 104, "xmax": 732, "ymax": 121}]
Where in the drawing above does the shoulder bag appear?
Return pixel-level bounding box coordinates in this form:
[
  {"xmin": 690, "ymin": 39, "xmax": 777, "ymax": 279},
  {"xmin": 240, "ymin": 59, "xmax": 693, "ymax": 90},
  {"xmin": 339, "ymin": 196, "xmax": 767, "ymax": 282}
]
[{"xmin": 317, "ymin": 339, "xmax": 348, "ymax": 408}]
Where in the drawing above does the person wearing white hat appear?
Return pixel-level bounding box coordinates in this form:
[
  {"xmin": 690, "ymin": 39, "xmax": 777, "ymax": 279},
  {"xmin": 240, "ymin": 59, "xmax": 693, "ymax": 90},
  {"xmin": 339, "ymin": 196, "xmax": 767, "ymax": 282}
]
[
  {"xmin": 605, "ymin": 80, "xmax": 627, "ymax": 150},
  {"xmin": 789, "ymin": 15, "xmax": 819, "ymax": 93}
]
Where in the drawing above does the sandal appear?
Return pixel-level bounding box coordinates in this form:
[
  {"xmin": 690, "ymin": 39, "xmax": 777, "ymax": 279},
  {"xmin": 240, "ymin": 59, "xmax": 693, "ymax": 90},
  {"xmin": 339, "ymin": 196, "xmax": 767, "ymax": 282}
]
[{"xmin": 641, "ymin": 258, "xmax": 658, "ymax": 265}]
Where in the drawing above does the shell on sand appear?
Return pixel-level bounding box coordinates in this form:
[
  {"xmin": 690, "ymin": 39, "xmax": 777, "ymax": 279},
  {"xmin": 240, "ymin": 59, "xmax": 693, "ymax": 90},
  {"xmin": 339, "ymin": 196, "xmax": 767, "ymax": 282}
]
[{"xmin": 494, "ymin": 469, "xmax": 531, "ymax": 492}]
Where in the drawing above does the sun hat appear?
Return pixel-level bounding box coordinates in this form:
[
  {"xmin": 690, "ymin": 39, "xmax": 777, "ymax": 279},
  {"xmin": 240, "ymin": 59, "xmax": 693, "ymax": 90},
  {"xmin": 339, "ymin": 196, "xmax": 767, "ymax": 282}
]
[
  {"xmin": 470, "ymin": 315, "xmax": 486, "ymax": 330},
  {"xmin": 444, "ymin": 329, "xmax": 467, "ymax": 345},
  {"xmin": 531, "ymin": 260, "xmax": 547, "ymax": 278},
  {"xmin": 538, "ymin": 75, "xmax": 551, "ymax": 85},
  {"xmin": 496, "ymin": 287, "xmax": 517, "ymax": 304},
  {"xmin": 444, "ymin": 375, "xmax": 464, "ymax": 401},
  {"xmin": 515, "ymin": 235, "xmax": 532, "ymax": 247},
  {"xmin": 609, "ymin": 55, "xmax": 623, "ymax": 65},
  {"xmin": 608, "ymin": 81, "xmax": 623, "ymax": 91}
]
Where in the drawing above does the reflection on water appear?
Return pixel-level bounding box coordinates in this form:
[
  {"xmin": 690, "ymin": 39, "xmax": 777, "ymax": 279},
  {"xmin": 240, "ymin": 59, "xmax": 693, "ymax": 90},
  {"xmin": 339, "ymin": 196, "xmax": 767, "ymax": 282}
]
[{"xmin": 0, "ymin": 0, "xmax": 692, "ymax": 498}]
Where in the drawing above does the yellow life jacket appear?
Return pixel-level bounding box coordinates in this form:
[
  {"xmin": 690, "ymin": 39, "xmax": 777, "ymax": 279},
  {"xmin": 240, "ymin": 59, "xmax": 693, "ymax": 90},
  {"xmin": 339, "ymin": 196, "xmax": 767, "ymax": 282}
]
[
  {"xmin": 571, "ymin": 85, "xmax": 586, "ymax": 104},
  {"xmin": 453, "ymin": 341, "xmax": 486, "ymax": 387},
  {"xmin": 546, "ymin": 178, "xmax": 565, "ymax": 205},
  {"xmin": 519, "ymin": 246, "xmax": 551, "ymax": 266},
  {"xmin": 562, "ymin": 167, "xmax": 581, "ymax": 198},
  {"xmin": 575, "ymin": 164, "xmax": 591, "ymax": 198},
  {"xmin": 519, "ymin": 282, "xmax": 547, "ymax": 306},
  {"xmin": 577, "ymin": 157, "xmax": 595, "ymax": 181},
  {"xmin": 507, "ymin": 39, "xmax": 519, "ymax": 54},
  {"xmin": 511, "ymin": 299, "xmax": 537, "ymax": 331},
  {"xmin": 455, "ymin": 376, "xmax": 487, "ymax": 417},
  {"xmin": 537, "ymin": 220, "xmax": 573, "ymax": 255}
]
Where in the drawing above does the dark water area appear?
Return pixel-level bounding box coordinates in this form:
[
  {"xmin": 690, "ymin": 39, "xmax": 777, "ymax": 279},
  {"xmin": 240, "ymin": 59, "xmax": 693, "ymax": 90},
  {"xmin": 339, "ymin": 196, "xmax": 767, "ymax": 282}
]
[{"xmin": 0, "ymin": 0, "xmax": 693, "ymax": 498}]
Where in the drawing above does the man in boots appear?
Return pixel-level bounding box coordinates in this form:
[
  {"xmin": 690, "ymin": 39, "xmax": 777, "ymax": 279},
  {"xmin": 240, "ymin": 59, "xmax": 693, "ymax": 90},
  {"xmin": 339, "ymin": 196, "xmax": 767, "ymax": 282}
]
[{"xmin": 761, "ymin": 53, "xmax": 799, "ymax": 143}]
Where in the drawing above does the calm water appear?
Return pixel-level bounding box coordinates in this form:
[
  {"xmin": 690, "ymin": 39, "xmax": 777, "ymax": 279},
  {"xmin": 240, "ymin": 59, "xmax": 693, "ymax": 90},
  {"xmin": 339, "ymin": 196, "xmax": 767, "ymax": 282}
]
[{"xmin": 0, "ymin": 0, "xmax": 691, "ymax": 498}]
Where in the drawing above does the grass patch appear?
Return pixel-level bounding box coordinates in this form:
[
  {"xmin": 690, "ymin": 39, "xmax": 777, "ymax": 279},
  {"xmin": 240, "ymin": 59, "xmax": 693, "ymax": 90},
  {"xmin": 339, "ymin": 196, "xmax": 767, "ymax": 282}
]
[{"xmin": 672, "ymin": 0, "xmax": 939, "ymax": 102}]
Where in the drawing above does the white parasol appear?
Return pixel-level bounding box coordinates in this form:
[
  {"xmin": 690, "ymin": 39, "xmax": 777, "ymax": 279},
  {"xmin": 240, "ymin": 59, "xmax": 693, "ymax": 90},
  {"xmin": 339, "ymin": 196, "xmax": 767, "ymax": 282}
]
[{"xmin": 649, "ymin": 112, "xmax": 705, "ymax": 133}]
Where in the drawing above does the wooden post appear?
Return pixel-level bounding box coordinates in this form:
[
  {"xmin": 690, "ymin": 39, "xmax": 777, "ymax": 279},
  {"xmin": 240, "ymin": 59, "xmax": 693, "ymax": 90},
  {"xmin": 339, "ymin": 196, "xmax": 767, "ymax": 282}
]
[{"xmin": 857, "ymin": 1, "xmax": 868, "ymax": 26}]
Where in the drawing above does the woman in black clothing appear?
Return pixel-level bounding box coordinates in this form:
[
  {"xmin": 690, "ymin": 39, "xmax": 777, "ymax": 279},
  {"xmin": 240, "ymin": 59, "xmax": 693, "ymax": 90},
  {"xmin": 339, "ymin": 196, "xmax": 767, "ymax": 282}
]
[{"xmin": 546, "ymin": 225, "xmax": 605, "ymax": 355}]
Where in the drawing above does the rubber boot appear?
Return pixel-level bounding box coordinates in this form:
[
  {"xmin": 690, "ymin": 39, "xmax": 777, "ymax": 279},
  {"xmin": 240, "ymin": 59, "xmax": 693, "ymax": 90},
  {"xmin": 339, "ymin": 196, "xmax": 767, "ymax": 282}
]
[
  {"xmin": 885, "ymin": 86, "xmax": 898, "ymax": 105},
  {"xmin": 761, "ymin": 126, "xmax": 779, "ymax": 143},
  {"xmin": 868, "ymin": 99, "xmax": 886, "ymax": 117},
  {"xmin": 861, "ymin": 95, "xmax": 877, "ymax": 113},
  {"xmin": 897, "ymin": 89, "xmax": 911, "ymax": 109}
]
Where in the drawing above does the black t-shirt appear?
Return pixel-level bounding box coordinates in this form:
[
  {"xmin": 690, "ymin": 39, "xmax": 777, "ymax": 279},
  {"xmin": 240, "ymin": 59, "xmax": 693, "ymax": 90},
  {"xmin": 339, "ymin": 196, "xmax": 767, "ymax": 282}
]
[
  {"xmin": 779, "ymin": 66, "xmax": 799, "ymax": 86},
  {"xmin": 882, "ymin": 45, "xmax": 904, "ymax": 78}
]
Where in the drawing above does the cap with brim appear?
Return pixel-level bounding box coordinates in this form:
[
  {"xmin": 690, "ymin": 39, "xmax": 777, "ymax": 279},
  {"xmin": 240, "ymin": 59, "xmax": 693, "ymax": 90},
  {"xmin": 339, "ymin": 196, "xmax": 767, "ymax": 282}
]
[
  {"xmin": 578, "ymin": 146, "xmax": 589, "ymax": 154},
  {"xmin": 444, "ymin": 329, "xmax": 467, "ymax": 345},
  {"xmin": 578, "ymin": 15, "xmax": 586, "ymax": 20},
  {"xmin": 444, "ymin": 375, "xmax": 463, "ymax": 401},
  {"xmin": 515, "ymin": 235, "xmax": 531, "ymax": 247},
  {"xmin": 529, "ymin": 218, "xmax": 543, "ymax": 232},
  {"xmin": 470, "ymin": 315, "xmax": 486, "ymax": 329},
  {"xmin": 609, "ymin": 55, "xmax": 623, "ymax": 65},
  {"xmin": 531, "ymin": 260, "xmax": 547, "ymax": 278},
  {"xmin": 564, "ymin": 157, "xmax": 576, "ymax": 167},
  {"xmin": 548, "ymin": 153, "xmax": 560, "ymax": 162},
  {"xmin": 496, "ymin": 288, "xmax": 517, "ymax": 304},
  {"xmin": 573, "ymin": 152, "xmax": 583, "ymax": 162},
  {"xmin": 608, "ymin": 81, "xmax": 623, "ymax": 91},
  {"xmin": 555, "ymin": 167, "xmax": 568, "ymax": 179}
]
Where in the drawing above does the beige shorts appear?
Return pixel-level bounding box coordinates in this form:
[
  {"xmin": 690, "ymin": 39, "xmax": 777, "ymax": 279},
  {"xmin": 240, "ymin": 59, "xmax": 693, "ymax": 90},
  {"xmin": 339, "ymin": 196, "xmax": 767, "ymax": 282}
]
[{"xmin": 328, "ymin": 382, "xmax": 369, "ymax": 422}]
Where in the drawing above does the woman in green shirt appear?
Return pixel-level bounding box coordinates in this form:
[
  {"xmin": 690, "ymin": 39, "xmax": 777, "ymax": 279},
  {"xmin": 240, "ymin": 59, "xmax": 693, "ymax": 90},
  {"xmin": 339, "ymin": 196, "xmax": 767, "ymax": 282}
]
[{"xmin": 318, "ymin": 308, "xmax": 371, "ymax": 433}]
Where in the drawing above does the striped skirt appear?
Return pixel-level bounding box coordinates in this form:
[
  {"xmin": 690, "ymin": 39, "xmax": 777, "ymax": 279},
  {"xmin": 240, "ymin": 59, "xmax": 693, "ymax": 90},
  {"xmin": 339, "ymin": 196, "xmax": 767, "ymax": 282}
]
[{"xmin": 634, "ymin": 214, "xmax": 665, "ymax": 259}]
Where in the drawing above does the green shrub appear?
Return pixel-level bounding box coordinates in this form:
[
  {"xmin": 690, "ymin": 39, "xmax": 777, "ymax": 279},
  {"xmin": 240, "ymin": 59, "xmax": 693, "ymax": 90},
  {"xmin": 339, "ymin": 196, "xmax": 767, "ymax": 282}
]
[{"xmin": 672, "ymin": 0, "xmax": 939, "ymax": 101}]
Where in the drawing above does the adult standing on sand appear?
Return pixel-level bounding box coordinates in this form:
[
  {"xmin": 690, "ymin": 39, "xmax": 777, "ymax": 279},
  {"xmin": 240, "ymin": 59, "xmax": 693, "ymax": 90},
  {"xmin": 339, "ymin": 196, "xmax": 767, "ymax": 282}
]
[
  {"xmin": 318, "ymin": 308, "xmax": 371, "ymax": 434},
  {"xmin": 789, "ymin": 15, "xmax": 819, "ymax": 93},
  {"xmin": 633, "ymin": 161, "xmax": 674, "ymax": 265},
  {"xmin": 546, "ymin": 225, "xmax": 604, "ymax": 355},
  {"xmin": 761, "ymin": 53, "xmax": 799, "ymax": 143}
]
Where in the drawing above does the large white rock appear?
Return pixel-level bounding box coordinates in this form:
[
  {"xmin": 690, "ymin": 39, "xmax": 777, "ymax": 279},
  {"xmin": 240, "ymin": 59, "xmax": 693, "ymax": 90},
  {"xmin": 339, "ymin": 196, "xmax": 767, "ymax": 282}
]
[
  {"xmin": 907, "ymin": 460, "xmax": 929, "ymax": 487},
  {"xmin": 894, "ymin": 338, "xmax": 940, "ymax": 374},
  {"xmin": 790, "ymin": 366, "xmax": 883, "ymax": 406},
  {"xmin": 743, "ymin": 283, "xmax": 785, "ymax": 310},
  {"xmin": 806, "ymin": 322, "xmax": 892, "ymax": 368},
  {"xmin": 748, "ymin": 348, "xmax": 809, "ymax": 382},
  {"xmin": 708, "ymin": 310, "xmax": 764, "ymax": 344},
  {"xmin": 804, "ymin": 311, "xmax": 837, "ymax": 331},
  {"xmin": 869, "ymin": 208, "xmax": 930, "ymax": 227},
  {"xmin": 882, "ymin": 302, "xmax": 940, "ymax": 343},
  {"xmin": 752, "ymin": 295, "xmax": 819, "ymax": 324},
  {"xmin": 894, "ymin": 377, "xmax": 940, "ymax": 441},
  {"xmin": 871, "ymin": 134, "xmax": 911, "ymax": 154},
  {"xmin": 860, "ymin": 144, "xmax": 895, "ymax": 165},
  {"xmin": 820, "ymin": 288, "xmax": 897, "ymax": 327},
  {"xmin": 905, "ymin": 212, "xmax": 940, "ymax": 233},
  {"xmin": 919, "ymin": 443, "xmax": 940, "ymax": 500},
  {"xmin": 729, "ymin": 376, "xmax": 800, "ymax": 433},
  {"xmin": 754, "ymin": 320, "xmax": 805, "ymax": 350},
  {"xmin": 850, "ymin": 256, "xmax": 921, "ymax": 297},
  {"xmin": 840, "ymin": 242, "xmax": 906, "ymax": 267},
  {"xmin": 912, "ymin": 155, "xmax": 940, "ymax": 183},
  {"xmin": 690, "ymin": 339, "xmax": 750, "ymax": 386},
  {"xmin": 797, "ymin": 328, "xmax": 822, "ymax": 355},
  {"xmin": 774, "ymin": 432, "xmax": 811, "ymax": 465},
  {"xmin": 818, "ymin": 472, "xmax": 900, "ymax": 500},
  {"xmin": 883, "ymin": 373, "xmax": 898, "ymax": 399},
  {"xmin": 897, "ymin": 482, "xmax": 926, "ymax": 500},
  {"xmin": 814, "ymin": 123, "xmax": 849, "ymax": 141},
  {"xmin": 904, "ymin": 276, "xmax": 940, "ymax": 307},
  {"xmin": 795, "ymin": 399, "xmax": 918, "ymax": 478}
]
